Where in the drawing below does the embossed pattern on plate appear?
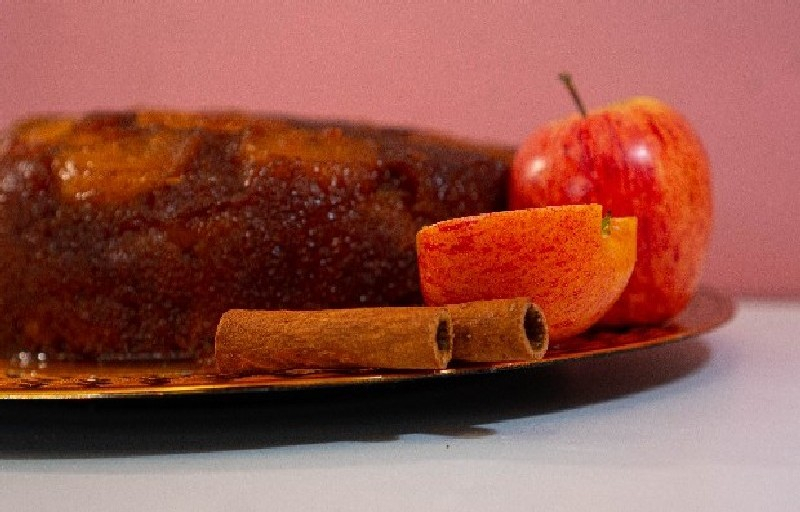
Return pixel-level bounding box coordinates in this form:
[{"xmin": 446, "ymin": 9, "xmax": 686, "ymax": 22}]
[{"xmin": 0, "ymin": 288, "xmax": 735, "ymax": 400}]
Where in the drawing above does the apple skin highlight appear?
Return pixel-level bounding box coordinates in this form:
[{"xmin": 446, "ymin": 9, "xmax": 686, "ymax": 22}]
[{"xmin": 509, "ymin": 97, "xmax": 712, "ymax": 325}]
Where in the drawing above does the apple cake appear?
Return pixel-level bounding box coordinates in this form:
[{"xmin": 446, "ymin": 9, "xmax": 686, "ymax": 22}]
[{"xmin": 0, "ymin": 111, "xmax": 511, "ymax": 357}]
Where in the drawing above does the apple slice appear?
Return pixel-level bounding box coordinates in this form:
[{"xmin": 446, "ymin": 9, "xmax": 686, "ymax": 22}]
[{"xmin": 416, "ymin": 204, "xmax": 636, "ymax": 340}]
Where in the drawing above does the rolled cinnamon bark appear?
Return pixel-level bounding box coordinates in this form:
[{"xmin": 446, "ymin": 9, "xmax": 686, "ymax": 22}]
[
  {"xmin": 215, "ymin": 307, "xmax": 452, "ymax": 374},
  {"xmin": 447, "ymin": 298, "xmax": 549, "ymax": 363}
]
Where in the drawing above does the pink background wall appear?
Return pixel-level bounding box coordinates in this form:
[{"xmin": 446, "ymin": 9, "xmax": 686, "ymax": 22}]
[{"xmin": 2, "ymin": 1, "xmax": 798, "ymax": 297}]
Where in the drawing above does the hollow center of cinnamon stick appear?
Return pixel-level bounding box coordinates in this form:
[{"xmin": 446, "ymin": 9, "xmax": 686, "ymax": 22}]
[
  {"xmin": 524, "ymin": 305, "xmax": 547, "ymax": 350},
  {"xmin": 435, "ymin": 320, "xmax": 451, "ymax": 352}
]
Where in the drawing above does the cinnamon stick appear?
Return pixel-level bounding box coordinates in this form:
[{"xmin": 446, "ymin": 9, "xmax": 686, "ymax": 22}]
[
  {"xmin": 447, "ymin": 298, "xmax": 549, "ymax": 363},
  {"xmin": 215, "ymin": 307, "xmax": 452, "ymax": 374}
]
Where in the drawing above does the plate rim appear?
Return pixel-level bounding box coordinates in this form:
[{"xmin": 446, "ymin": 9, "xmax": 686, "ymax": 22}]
[{"xmin": 0, "ymin": 288, "xmax": 736, "ymax": 400}]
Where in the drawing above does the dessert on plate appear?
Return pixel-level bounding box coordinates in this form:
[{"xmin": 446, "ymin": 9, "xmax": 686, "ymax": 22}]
[{"xmin": 0, "ymin": 111, "xmax": 512, "ymax": 358}]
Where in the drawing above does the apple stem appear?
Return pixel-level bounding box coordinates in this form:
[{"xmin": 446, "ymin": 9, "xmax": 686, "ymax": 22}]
[
  {"xmin": 602, "ymin": 211, "xmax": 612, "ymax": 236},
  {"xmin": 558, "ymin": 73, "xmax": 588, "ymax": 117}
]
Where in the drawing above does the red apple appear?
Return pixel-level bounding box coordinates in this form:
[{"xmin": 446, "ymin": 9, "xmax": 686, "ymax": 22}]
[{"xmin": 509, "ymin": 74, "xmax": 712, "ymax": 326}]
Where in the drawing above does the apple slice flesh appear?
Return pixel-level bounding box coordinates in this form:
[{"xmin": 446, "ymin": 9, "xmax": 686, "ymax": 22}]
[{"xmin": 416, "ymin": 204, "xmax": 636, "ymax": 340}]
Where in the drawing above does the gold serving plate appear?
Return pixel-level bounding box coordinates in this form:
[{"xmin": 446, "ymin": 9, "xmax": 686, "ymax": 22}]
[{"xmin": 0, "ymin": 289, "xmax": 734, "ymax": 400}]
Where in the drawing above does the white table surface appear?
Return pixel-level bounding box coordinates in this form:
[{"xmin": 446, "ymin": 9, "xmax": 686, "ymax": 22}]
[{"xmin": 1, "ymin": 298, "xmax": 799, "ymax": 511}]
